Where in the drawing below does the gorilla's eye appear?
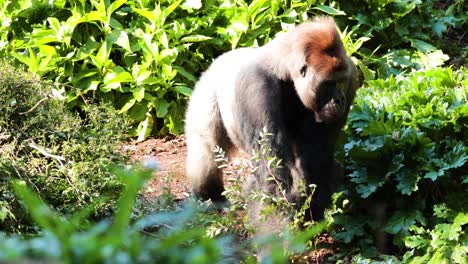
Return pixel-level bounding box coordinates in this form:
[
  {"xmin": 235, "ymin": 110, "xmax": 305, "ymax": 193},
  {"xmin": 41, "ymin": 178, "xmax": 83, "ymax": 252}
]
[{"xmin": 300, "ymin": 65, "xmax": 307, "ymax": 77}]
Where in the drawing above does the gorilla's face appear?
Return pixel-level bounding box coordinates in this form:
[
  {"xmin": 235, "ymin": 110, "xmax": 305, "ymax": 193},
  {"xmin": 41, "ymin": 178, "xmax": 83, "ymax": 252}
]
[
  {"xmin": 313, "ymin": 80, "xmax": 347, "ymax": 123},
  {"xmin": 293, "ymin": 63, "xmax": 356, "ymax": 124}
]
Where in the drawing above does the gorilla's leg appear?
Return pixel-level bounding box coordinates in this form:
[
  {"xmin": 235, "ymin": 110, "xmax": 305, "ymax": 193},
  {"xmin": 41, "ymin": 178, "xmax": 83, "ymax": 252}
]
[
  {"xmin": 293, "ymin": 121, "xmax": 341, "ymax": 221},
  {"xmin": 185, "ymin": 94, "xmax": 230, "ymax": 202}
]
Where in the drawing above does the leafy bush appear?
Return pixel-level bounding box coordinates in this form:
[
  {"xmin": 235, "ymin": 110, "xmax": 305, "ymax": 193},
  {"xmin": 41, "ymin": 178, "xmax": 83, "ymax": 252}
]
[
  {"xmin": 332, "ymin": 67, "xmax": 467, "ymax": 262},
  {"xmin": 0, "ymin": 0, "xmax": 325, "ymax": 138},
  {"xmin": 0, "ymin": 62, "xmax": 129, "ymax": 232},
  {"xmin": 3, "ymin": 1, "xmax": 463, "ymax": 138},
  {"xmin": 335, "ymin": 0, "xmax": 467, "ymax": 76}
]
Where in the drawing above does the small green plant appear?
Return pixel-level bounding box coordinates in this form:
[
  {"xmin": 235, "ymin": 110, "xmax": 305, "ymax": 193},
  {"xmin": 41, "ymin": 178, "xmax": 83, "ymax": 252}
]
[{"xmin": 210, "ymin": 129, "xmax": 328, "ymax": 262}]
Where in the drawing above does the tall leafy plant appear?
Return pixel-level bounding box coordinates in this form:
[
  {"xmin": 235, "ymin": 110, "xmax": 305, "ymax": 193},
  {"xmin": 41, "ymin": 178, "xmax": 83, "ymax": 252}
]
[{"xmin": 0, "ymin": 0, "xmax": 332, "ymax": 139}]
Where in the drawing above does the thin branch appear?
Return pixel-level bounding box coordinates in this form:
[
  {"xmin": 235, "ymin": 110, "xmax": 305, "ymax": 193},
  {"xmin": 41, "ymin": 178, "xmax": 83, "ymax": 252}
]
[
  {"xmin": 19, "ymin": 96, "xmax": 50, "ymax": 115},
  {"xmin": 27, "ymin": 141, "xmax": 66, "ymax": 165}
]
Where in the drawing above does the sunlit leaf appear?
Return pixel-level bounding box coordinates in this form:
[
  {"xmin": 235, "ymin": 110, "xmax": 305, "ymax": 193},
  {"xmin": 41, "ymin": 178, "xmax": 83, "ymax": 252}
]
[{"xmin": 313, "ymin": 5, "xmax": 346, "ymax": 16}]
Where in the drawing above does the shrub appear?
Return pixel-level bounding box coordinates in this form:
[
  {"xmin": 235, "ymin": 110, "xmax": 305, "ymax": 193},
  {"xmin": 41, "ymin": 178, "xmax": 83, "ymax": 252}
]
[
  {"xmin": 0, "ymin": 62, "xmax": 129, "ymax": 232},
  {"xmin": 0, "ymin": 0, "xmax": 324, "ymax": 138},
  {"xmin": 331, "ymin": 67, "xmax": 467, "ymax": 262},
  {"xmin": 3, "ymin": 1, "xmax": 463, "ymax": 138}
]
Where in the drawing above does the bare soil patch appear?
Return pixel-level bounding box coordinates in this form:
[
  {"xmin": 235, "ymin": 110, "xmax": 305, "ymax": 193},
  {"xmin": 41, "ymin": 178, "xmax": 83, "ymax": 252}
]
[{"xmin": 124, "ymin": 135, "xmax": 189, "ymax": 200}]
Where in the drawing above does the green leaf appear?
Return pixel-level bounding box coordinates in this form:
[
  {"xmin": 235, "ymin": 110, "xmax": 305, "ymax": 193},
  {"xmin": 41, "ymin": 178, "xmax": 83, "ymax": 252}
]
[
  {"xmin": 47, "ymin": 17, "xmax": 61, "ymax": 33},
  {"xmin": 136, "ymin": 115, "xmax": 154, "ymax": 142},
  {"xmin": 396, "ymin": 169, "xmax": 420, "ymax": 195},
  {"xmin": 132, "ymin": 86, "xmax": 145, "ymax": 102},
  {"xmin": 163, "ymin": 0, "xmax": 183, "ymax": 17},
  {"xmin": 119, "ymin": 98, "xmax": 136, "ymax": 114},
  {"xmin": 411, "ymin": 39, "xmax": 437, "ymax": 53},
  {"xmin": 174, "ymin": 86, "xmax": 192, "ymax": 96},
  {"xmin": 90, "ymin": 41, "xmax": 110, "ymax": 69},
  {"xmin": 404, "ymin": 235, "xmax": 429, "ymax": 249},
  {"xmin": 451, "ymin": 245, "xmax": 467, "ymax": 264},
  {"xmin": 129, "ymin": 103, "xmax": 149, "ymax": 122},
  {"xmin": 432, "ymin": 21, "xmax": 447, "ymax": 37},
  {"xmin": 103, "ymin": 67, "xmax": 133, "ymax": 86},
  {"xmin": 174, "ymin": 66, "xmax": 196, "ymax": 82},
  {"xmin": 384, "ymin": 211, "xmax": 424, "ymax": 235},
  {"xmin": 13, "ymin": 181, "xmax": 69, "ymax": 239},
  {"xmin": 357, "ymin": 60, "xmax": 375, "ymax": 81},
  {"xmin": 107, "ymin": 0, "xmax": 127, "ymax": 15},
  {"xmin": 155, "ymin": 98, "xmax": 169, "ymax": 118},
  {"xmin": 108, "ymin": 30, "xmax": 132, "ymax": 52},
  {"xmin": 313, "ymin": 5, "xmax": 346, "ymax": 16},
  {"xmin": 181, "ymin": 35, "xmax": 212, "ymax": 43}
]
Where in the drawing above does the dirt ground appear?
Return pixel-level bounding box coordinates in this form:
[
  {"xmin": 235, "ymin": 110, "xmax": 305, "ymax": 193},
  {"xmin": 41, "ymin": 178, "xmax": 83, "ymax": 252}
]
[
  {"xmin": 124, "ymin": 135, "xmax": 190, "ymax": 200},
  {"xmin": 124, "ymin": 135, "xmax": 250, "ymax": 200}
]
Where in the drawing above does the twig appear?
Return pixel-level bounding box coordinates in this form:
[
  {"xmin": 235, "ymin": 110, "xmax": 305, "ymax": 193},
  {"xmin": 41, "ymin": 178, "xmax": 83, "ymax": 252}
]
[
  {"xmin": 19, "ymin": 96, "xmax": 49, "ymax": 115},
  {"xmin": 27, "ymin": 140, "xmax": 66, "ymax": 165}
]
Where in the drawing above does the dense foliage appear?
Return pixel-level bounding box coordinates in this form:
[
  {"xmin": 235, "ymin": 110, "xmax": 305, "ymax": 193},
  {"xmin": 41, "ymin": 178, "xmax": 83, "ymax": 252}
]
[
  {"xmin": 0, "ymin": 62, "xmax": 129, "ymax": 233},
  {"xmin": 334, "ymin": 67, "xmax": 467, "ymax": 262},
  {"xmin": 1, "ymin": 0, "xmax": 465, "ymax": 139},
  {"xmin": 0, "ymin": 0, "xmax": 467, "ymax": 263}
]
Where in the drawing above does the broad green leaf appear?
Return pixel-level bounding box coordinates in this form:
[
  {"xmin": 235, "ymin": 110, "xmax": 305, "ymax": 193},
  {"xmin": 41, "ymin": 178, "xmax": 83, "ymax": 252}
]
[
  {"xmin": 159, "ymin": 31, "xmax": 169, "ymax": 49},
  {"xmin": 129, "ymin": 102, "xmax": 149, "ymax": 122},
  {"xmin": 159, "ymin": 48, "xmax": 177, "ymax": 60},
  {"xmin": 432, "ymin": 21, "xmax": 447, "ymax": 37},
  {"xmin": 107, "ymin": 0, "xmax": 127, "ymax": 15},
  {"xmin": 108, "ymin": 30, "xmax": 132, "ymax": 52},
  {"xmin": 119, "ymin": 98, "xmax": 136, "ymax": 114},
  {"xmin": 174, "ymin": 66, "xmax": 197, "ymax": 82},
  {"xmin": 84, "ymin": 81, "xmax": 100, "ymax": 92},
  {"xmin": 384, "ymin": 211, "xmax": 424, "ymax": 235},
  {"xmin": 133, "ymin": 8, "xmax": 157, "ymax": 24},
  {"xmin": 136, "ymin": 70, "xmax": 152, "ymax": 85},
  {"xmin": 11, "ymin": 51, "xmax": 32, "ymax": 68},
  {"xmin": 164, "ymin": 0, "xmax": 183, "ymax": 17},
  {"xmin": 248, "ymin": 0, "xmax": 268, "ymax": 15},
  {"xmin": 428, "ymin": 248, "xmax": 451, "ymax": 264},
  {"xmin": 181, "ymin": 35, "xmax": 212, "ymax": 43},
  {"xmin": 81, "ymin": 11, "xmax": 105, "ymax": 23},
  {"xmin": 53, "ymin": 0, "xmax": 66, "ymax": 8},
  {"xmin": 396, "ymin": 169, "xmax": 420, "ymax": 195},
  {"xmin": 451, "ymin": 245, "xmax": 467, "ymax": 264},
  {"xmin": 132, "ymin": 86, "xmax": 145, "ymax": 102},
  {"xmin": 47, "ymin": 17, "xmax": 61, "ymax": 33},
  {"xmin": 72, "ymin": 69, "xmax": 100, "ymax": 84},
  {"xmin": 174, "ymin": 85, "xmax": 192, "ymax": 96},
  {"xmin": 91, "ymin": 41, "xmax": 111, "ymax": 69},
  {"xmin": 103, "ymin": 67, "xmax": 133, "ymax": 87},
  {"xmin": 411, "ymin": 39, "xmax": 437, "ymax": 53},
  {"xmin": 155, "ymin": 98, "xmax": 169, "ymax": 118},
  {"xmin": 357, "ymin": 60, "xmax": 375, "ymax": 81},
  {"xmin": 313, "ymin": 5, "xmax": 346, "ymax": 16},
  {"xmin": 404, "ymin": 235, "xmax": 429, "ymax": 249}
]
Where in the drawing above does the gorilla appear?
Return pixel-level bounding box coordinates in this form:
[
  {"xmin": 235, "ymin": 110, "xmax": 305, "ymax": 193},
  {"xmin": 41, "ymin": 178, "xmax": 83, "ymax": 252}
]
[{"xmin": 185, "ymin": 17, "xmax": 360, "ymax": 221}]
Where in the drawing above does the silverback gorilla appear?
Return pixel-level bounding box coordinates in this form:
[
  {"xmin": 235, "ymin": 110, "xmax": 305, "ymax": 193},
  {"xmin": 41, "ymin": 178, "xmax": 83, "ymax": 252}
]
[{"xmin": 185, "ymin": 17, "xmax": 360, "ymax": 221}]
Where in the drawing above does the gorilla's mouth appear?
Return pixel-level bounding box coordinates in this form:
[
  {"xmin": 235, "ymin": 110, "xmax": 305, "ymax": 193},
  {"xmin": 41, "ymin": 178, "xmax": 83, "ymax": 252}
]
[{"xmin": 314, "ymin": 81, "xmax": 346, "ymax": 123}]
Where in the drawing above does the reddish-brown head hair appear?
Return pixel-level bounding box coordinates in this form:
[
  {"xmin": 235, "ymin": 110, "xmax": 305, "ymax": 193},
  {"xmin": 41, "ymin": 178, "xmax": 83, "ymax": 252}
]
[{"xmin": 293, "ymin": 17, "xmax": 347, "ymax": 77}]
